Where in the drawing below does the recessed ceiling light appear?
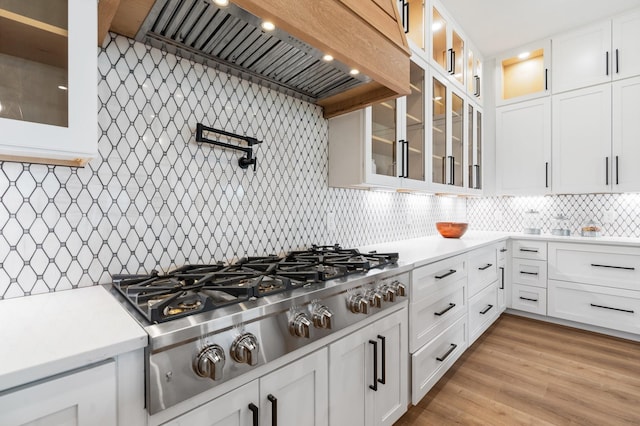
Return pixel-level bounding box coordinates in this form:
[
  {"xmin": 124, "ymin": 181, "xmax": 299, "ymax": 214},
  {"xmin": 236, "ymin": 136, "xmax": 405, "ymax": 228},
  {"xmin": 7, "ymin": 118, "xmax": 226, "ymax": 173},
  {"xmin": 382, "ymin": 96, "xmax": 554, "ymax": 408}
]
[
  {"xmin": 58, "ymin": 85, "xmax": 68, "ymax": 90},
  {"xmin": 261, "ymin": 21, "xmax": 276, "ymax": 31},
  {"xmin": 432, "ymin": 22, "xmax": 443, "ymax": 32},
  {"xmin": 212, "ymin": 0, "xmax": 229, "ymax": 6},
  {"xmin": 322, "ymin": 54, "xmax": 334, "ymax": 62},
  {"xmin": 350, "ymin": 69, "xmax": 360, "ymax": 76},
  {"xmin": 518, "ymin": 51, "xmax": 530, "ymax": 59}
]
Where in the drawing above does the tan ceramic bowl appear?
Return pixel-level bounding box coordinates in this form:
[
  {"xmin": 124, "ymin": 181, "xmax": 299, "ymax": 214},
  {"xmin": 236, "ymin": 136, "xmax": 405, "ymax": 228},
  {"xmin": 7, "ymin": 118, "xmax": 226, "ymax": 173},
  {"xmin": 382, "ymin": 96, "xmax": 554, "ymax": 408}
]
[{"xmin": 436, "ymin": 222, "xmax": 468, "ymax": 238}]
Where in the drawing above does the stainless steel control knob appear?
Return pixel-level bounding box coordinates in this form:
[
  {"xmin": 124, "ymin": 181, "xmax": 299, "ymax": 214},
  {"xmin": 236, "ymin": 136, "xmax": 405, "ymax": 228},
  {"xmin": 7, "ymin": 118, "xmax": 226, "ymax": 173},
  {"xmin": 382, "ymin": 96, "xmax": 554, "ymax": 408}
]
[
  {"xmin": 193, "ymin": 344, "xmax": 225, "ymax": 381},
  {"xmin": 311, "ymin": 304, "xmax": 333, "ymax": 329},
  {"xmin": 366, "ymin": 289, "xmax": 383, "ymax": 308},
  {"xmin": 392, "ymin": 281, "xmax": 406, "ymax": 297},
  {"xmin": 347, "ymin": 293, "xmax": 369, "ymax": 314},
  {"xmin": 382, "ymin": 285, "xmax": 396, "ymax": 302},
  {"xmin": 231, "ymin": 333, "xmax": 259, "ymax": 366},
  {"xmin": 289, "ymin": 312, "xmax": 312, "ymax": 338}
]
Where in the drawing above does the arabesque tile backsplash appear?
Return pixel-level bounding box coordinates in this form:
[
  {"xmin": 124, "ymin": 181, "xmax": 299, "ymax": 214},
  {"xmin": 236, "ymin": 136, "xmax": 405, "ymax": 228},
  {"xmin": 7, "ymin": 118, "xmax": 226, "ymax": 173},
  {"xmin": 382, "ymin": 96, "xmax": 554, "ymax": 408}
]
[{"xmin": 0, "ymin": 34, "xmax": 465, "ymax": 299}]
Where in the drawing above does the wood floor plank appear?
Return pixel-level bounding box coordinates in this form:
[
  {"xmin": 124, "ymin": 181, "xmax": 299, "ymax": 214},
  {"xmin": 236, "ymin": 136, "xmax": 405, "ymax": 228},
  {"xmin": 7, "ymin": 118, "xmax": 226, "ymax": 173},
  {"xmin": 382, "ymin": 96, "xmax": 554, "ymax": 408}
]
[{"xmin": 396, "ymin": 314, "xmax": 640, "ymax": 425}]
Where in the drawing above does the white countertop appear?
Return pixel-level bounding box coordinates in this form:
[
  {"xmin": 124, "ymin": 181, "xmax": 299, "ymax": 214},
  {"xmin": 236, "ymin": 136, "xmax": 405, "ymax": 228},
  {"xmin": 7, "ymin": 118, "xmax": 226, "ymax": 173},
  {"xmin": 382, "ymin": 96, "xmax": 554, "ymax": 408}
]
[{"xmin": 0, "ymin": 285, "xmax": 147, "ymax": 392}]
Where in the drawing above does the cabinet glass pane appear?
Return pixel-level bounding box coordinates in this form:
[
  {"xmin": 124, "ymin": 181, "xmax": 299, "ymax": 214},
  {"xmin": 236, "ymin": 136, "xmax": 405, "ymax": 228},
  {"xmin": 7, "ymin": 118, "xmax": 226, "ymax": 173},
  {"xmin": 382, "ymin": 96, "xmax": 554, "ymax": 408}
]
[
  {"xmin": 467, "ymin": 49, "xmax": 475, "ymax": 93},
  {"xmin": 0, "ymin": 0, "xmax": 68, "ymax": 127},
  {"xmin": 372, "ymin": 101, "xmax": 397, "ymax": 177},
  {"xmin": 468, "ymin": 104, "xmax": 474, "ymax": 188},
  {"xmin": 452, "ymin": 92, "xmax": 463, "ymax": 187},
  {"xmin": 452, "ymin": 30, "xmax": 464, "ymax": 85},
  {"xmin": 432, "ymin": 8, "xmax": 447, "ymax": 70},
  {"xmin": 406, "ymin": 62, "xmax": 424, "ymax": 181},
  {"xmin": 406, "ymin": 0, "xmax": 424, "ymax": 49},
  {"xmin": 501, "ymin": 48, "xmax": 544, "ymax": 100},
  {"xmin": 475, "ymin": 110, "xmax": 482, "ymax": 189},
  {"xmin": 432, "ymin": 78, "xmax": 446, "ymax": 184}
]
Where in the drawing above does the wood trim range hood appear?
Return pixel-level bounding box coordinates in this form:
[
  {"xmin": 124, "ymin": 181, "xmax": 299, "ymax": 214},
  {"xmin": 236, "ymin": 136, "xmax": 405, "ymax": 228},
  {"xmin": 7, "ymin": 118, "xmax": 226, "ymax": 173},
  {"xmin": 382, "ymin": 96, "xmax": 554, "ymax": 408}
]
[{"xmin": 99, "ymin": 0, "xmax": 411, "ymax": 118}]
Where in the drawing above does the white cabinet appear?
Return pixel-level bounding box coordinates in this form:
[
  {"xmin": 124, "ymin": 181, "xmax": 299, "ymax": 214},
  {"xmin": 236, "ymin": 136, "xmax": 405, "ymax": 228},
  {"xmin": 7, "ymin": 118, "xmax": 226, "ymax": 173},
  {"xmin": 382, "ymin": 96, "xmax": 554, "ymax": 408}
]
[
  {"xmin": 0, "ymin": 0, "xmax": 97, "ymax": 166},
  {"xmin": 329, "ymin": 308, "xmax": 408, "ymax": 426},
  {"xmin": 429, "ymin": 0, "xmax": 466, "ymax": 90},
  {"xmin": 552, "ymin": 84, "xmax": 612, "ymax": 194},
  {"xmin": 496, "ymin": 98, "xmax": 551, "ymax": 195},
  {"xmin": 166, "ymin": 349, "xmax": 328, "ymax": 426},
  {"xmin": 496, "ymin": 39, "xmax": 551, "ymax": 106},
  {"xmin": 466, "ymin": 101, "xmax": 483, "ymax": 192},
  {"xmin": 467, "ymin": 246, "xmax": 497, "ymax": 297},
  {"xmin": 0, "ymin": 361, "xmax": 116, "ymax": 426},
  {"xmin": 468, "ymin": 282, "xmax": 498, "ymax": 344},
  {"xmin": 510, "ymin": 240, "xmax": 548, "ymax": 316},
  {"xmin": 612, "ymin": 76, "xmax": 640, "ymax": 192},
  {"xmin": 497, "ymin": 242, "xmax": 508, "ymax": 312},
  {"xmin": 612, "ymin": 9, "xmax": 640, "ymax": 80},
  {"xmin": 511, "ymin": 284, "xmax": 547, "ymax": 315},
  {"xmin": 328, "ymin": 58, "xmax": 427, "ymax": 191},
  {"xmin": 466, "ymin": 41, "xmax": 483, "ymax": 104}
]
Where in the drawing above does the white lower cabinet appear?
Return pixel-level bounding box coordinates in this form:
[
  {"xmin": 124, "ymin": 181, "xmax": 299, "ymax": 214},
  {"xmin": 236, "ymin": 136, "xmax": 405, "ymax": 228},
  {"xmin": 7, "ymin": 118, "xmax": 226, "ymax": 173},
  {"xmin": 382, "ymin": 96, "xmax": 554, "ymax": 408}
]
[
  {"xmin": 164, "ymin": 349, "xmax": 328, "ymax": 426},
  {"xmin": 329, "ymin": 308, "xmax": 408, "ymax": 426},
  {"xmin": 511, "ymin": 258, "xmax": 548, "ymax": 288},
  {"xmin": 468, "ymin": 282, "xmax": 498, "ymax": 344},
  {"xmin": 548, "ymin": 280, "xmax": 640, "ymax": 334},
  {"xmin": 467, "ymin": 247, "xmax": 498, "ymax": 296},
  {"xmin": 411, "ymin": 315, "xmax": 467, "ymax": 405},
  {"xmin": 511, "ymin": 283, "xmax": 547, "ymax": 315},
  {"xmin": 0, "ymin": 361, "xmax": 117, "ymax": 426},
  {"xmin": 497, "ymin": 243, "xmax": 508, "ymax": 312}
]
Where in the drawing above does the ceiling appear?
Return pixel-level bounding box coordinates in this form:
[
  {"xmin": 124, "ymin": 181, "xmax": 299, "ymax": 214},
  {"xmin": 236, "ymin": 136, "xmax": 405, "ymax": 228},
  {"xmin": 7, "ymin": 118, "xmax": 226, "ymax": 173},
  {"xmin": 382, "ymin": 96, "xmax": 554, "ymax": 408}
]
[{"xmin": 439, "ymin": 0, "xmax": 640, "ymax": 57}]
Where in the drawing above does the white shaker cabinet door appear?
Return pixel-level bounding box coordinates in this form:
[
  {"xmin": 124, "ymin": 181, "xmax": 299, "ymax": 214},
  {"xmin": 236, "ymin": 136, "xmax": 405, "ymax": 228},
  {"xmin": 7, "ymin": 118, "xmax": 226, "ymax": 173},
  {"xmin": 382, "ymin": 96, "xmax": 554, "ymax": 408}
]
[
  {"xmin": 613, "ymin": 76, "xmax": 640, "ymax": 192},
  {"xmin": 612, "ymin": 9, "xmax": 640, "ymax": 80},
  {"xmin": 552, "ymin": 84, "xmax": 612, "ymax": 194}
]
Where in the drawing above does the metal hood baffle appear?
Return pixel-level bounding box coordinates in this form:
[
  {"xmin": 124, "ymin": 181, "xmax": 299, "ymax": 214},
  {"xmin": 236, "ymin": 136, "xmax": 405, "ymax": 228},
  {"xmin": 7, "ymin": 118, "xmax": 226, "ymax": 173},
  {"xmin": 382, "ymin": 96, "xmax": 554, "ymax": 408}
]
[{"xmin": 104, "ymin": 0, "xmax": 411, "ymax": 118}]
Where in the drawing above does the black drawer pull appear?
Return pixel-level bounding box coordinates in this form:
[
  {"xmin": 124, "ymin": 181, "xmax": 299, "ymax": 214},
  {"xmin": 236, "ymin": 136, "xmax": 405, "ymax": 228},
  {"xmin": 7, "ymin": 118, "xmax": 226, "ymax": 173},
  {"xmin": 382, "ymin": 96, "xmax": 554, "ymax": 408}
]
[
  {"xmin": 480, "ymin": 304, "xmax": 493, "ymax": 315},
  {"xmin": 478, "ymin": 263, "xmax": 493, "ymax": 271},
  {"xmin": 500, "ymin": 248, "xmax": 508, "ymax": 253},
  {"xmin": 499, "ymin": 266, "xmax": 505, "ymax": 290},
  {"xmin": 434, "ymin": 303, "xmax": 456, "ymax": 316},
  {"xmin": 435, "ymin": 269, "xmax": 457, "ymax": 279},
  {"xmin": 520, "ymin": 271, "xmax": 539, "ymax": 276},
  {"xmin": 590, "ymin": 263, "xmax": 635, "ymax": 271},
  {"xmin": 590, "ymin": 303, "xmax": 634, "ymax": 314},
  {"xmin": 377, "ymin": 335, "xmax": 386, "ymax": 385},
  {"xmin": 248, "ymin": 403, "xmax": 259, "ymax": 426},
  {"xmin": 369, "ymin": 340, "xmax": 378, "ymax": 391},
  {"xmin": 519, "ymin": 248, "xmax": 539, "ymax": 253},
  {"xmin": 519, "ymin": 296, "xmax": 538, "ymax": 302},
  {"xmin": 267, "ymin": 394, "xmax": 277, "ymax": 426},
  {"xmin": 436, "ymin": 343, "xmax": 458, "ymax": 362}
]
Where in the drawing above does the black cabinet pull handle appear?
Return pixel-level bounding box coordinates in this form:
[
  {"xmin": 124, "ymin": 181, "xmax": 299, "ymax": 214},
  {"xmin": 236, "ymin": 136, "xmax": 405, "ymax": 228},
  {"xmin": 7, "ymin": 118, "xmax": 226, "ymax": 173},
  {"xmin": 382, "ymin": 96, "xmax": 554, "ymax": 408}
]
[
  {"xmin": 436, "ymin": 343, "xmax": 457, "ymax": 362},
  {"xmin": 448, "ymin": 156, "xmax": 455, "ymax": 185},
  {"xmin": 398, "ymin": 139, "xmax": 405, "ymax": 178},
  {"xmin": 615, "ymin": 48, "xmax": 619, "ymax": 74},
  {"xmin": 519, "ymin": 296, "xmax": 538, "ymax": 302},
  {"xmin": 377, "ymin": 335, "xmax": 386, "ymax": 385},
  {"xmin": 606, "ymin": 156, "xmax": 609, "ymax": 186},
  {"xmin": 519, "ymin": 271, "xmax": 539, "ymax": 276},
  {"xmin": 545, "ymin": 68, "xmax": 548, "ymax": 91},
  {"xmin": 545, "ymin": 162, "xmax": 549, "ymax": 188},
  {"xmin": 435, "ymin": 269, "xmax": 457, "ymax": 279},
  {"xmin": 434, "ymin": 302, "xmax": 456, "ymax": 316},
  {"xmin": 404, "ymin": 140, "xmax": 409, "ymax": 178},
  {"xmin": 480, "ymin": 304, "xmax": 494, "ymax": 315},
  {"xmin": 616, "ymin": 155, "xmax": 619, "ymax": 185},
  {"xmin": 447, "ymin": 48, "xmax": 454, "ymax": 73},
  {"xmin": 478, "ymin": 263, "xmax": 493, "ymax": 271},
  {"xmin": 441, "ymin": 156, "xmax": 447, "ymax": 184},
  {"xmin": 590, "ymin": 263, "xmax": 635, "ymax": 271},
  {"xmin": 500, "ymin": 248, "xmax": 508, "ymax": 253},
  {"xmin": 606, "ymin": 51, "xmax": 610, "ymax": 76},
  {"xmin": 474, "ymin": 164, "xmax": 480, "ymax": 189},
  {"xmin": 499, "ymin": 266, "xmax": 505, "ymax": 290},
  {"xmin": 249, "ymin": 403, "xmax": 259, "ymax": 426},
  {"xmin": 474, "ymin": 75, "xmax": 480, "ymax": 97},
  {"xmin": 590, "ymin": 303, "xmax": 634, "ymax": 314},
  {"xmin": 369, "ymin": 340, "xmax": 378, "ymax": 391},
  {"xmin": 267, "ymin": 394, "xmax": 277, "ymax": 426},
  {"xmin": 519, "ymin": 248, "xmax": 539, "ymax": 253}
]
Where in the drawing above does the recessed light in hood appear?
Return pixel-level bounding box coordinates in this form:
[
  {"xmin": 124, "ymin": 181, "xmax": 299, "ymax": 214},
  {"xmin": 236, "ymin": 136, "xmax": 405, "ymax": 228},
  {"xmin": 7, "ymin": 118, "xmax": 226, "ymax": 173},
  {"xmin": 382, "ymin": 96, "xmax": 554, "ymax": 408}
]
[{"xmin": 136, "ymin": 0, "xmax": 372, "ymax": 104}]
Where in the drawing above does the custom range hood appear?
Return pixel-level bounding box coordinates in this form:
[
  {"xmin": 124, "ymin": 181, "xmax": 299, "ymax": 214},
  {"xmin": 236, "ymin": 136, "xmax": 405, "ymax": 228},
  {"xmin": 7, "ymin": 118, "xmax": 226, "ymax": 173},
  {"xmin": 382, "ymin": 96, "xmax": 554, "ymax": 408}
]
[{"xmin": 104, "ymin": 0, "xmax": 411, "ymax": 118}]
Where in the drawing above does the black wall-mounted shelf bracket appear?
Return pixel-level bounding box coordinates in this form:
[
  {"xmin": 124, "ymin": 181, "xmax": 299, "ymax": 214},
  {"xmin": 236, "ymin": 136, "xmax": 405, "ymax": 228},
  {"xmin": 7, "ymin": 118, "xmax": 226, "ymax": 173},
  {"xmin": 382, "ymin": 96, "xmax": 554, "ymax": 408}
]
[{"xmin": 195, "ymin": 123, "xmax": 263, "ymax": 170}]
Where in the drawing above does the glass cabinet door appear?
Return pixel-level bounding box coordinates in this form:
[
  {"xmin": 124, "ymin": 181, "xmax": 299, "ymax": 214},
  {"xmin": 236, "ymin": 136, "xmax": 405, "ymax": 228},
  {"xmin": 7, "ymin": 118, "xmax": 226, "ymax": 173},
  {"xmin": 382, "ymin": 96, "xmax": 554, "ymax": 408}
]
[
  {"xmin": 451, "ymin": 91, "xmax": 464, "ymax": 187},
  {"xmin": 467, "ymin": 105, "xmax": 483, "ymax": 190},
  {"xmin": 405, "ymin": 61, "xmax": 425, "ymax": 182},
  {"xmin": 371, "ymin": 100, "xmax": 398, "ymax": 178},
  {"xmin": 0, "ymin": 0, "xmax": 68, "ymax": 127},
  {"xmin": 475, "ymin": 109, "xmax": 483, "ymax": 189},
  {"xmin": 497, "ymin": 40, "xmax": 550, "ymax": 106},
  {"xmin": 431, "ymin": 7, "xmax": 447, "ymax": 71},
  {"xmin": 398, "ymin": 0, "xmax": 425, "ymax": 50},
  {"xmin": 467, "ymin": 104, "xmax": 474, "ymax": 188},
  {"xmin": 467, "ymin": 48, "xmax": 475, "ymax": 94},
  {"xmin": 452, "ymin": 30, "xmax": 464, "ymax": 86},
  {"xmin": 431, "ymin": 76, "xmax": 447, "ymax": 185}
]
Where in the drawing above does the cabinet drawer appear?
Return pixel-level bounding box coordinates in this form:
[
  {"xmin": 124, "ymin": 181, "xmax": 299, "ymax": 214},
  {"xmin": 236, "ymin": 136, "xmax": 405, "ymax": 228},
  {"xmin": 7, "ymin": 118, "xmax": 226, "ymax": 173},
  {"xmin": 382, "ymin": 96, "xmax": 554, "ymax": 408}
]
[
  {"xmin": 411, "ymin": 315, "xmax": 467, "ymax": 405},
  {"xmin": 409, "ymin": 278, "xmax": 465, "ymax": 352},
  {"xmin": 548, "ymin": 243, "xmax": 640, "ymax": 290},
  {"xmin": 511, "ymin": 283, "xmax": 547, "ymax": 315},
  {"xmin": 548, "ymin": 280, "xmax": 640, "ymax": 334},
  {"xmin": 411, "ymin": 254, "xmax": 466, "ymax": 302},
  {"xmin": 512, "ymin": 240, "xmax": 547, "ymax": 260},
  {"xmin": 468, "ymin": 282, "xmax": 498, "ymax": 344},
  {"xmin": 468, "ymin": 248, "xmax": 497, "ymax": 297},
  {"xmin": 511, "ymin": 259, "xmax": 547, "ymax": 288}
]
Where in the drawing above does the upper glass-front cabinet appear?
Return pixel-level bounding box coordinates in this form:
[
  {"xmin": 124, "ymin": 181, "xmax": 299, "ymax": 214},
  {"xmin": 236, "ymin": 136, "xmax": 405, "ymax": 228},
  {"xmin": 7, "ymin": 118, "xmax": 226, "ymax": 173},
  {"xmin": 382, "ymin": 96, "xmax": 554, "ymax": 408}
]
[
  {"xmin": 0, "ymin": 0, "xmax": 97, "ymax": 166},
  {"xmin": 371, "ymin": 98, "xmax": 400, "ymax": 180},
  {"xmin": 430, "ymin": 1, "xmax": 465, "ymax": 90},
  {"xmin": 496, "ymin": 40, "xmax": 551, "ymax": 106},
  {"xmin": 467, "ymin": 42, "xmax": 483, "ymax": 103},
  {"xmin": 397, "ymin": 0, "xmax": 425, "ymax": 50}
]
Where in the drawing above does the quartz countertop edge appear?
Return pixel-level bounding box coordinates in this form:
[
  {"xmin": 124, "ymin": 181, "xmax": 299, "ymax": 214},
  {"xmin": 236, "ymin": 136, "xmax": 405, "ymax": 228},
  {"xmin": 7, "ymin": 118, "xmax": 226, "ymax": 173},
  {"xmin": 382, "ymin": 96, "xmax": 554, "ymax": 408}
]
[{"xmin": 0, "ymin": 285, "xmax": 148, "ymax": 392}]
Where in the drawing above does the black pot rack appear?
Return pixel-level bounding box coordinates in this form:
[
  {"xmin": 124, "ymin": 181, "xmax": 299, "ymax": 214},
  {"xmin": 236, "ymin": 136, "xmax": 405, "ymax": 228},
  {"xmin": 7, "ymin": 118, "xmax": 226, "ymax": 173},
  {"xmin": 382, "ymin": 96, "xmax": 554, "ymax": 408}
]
[{"xmin": 195, "ymin": 123, "xmax": 263, "ymax": 170}]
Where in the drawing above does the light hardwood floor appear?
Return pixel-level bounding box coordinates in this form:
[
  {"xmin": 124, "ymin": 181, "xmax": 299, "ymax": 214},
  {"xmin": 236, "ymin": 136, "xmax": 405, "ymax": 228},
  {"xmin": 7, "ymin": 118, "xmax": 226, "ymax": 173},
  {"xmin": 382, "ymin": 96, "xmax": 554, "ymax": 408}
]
[{"xmin": 396, "ymin": 314, "xmax": 640, "ymax": 425}]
